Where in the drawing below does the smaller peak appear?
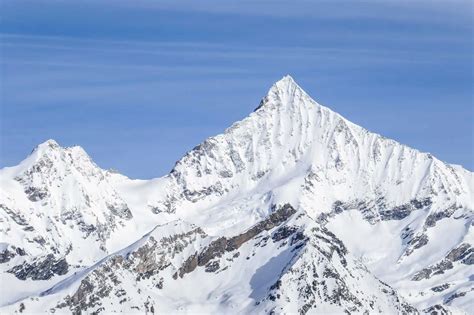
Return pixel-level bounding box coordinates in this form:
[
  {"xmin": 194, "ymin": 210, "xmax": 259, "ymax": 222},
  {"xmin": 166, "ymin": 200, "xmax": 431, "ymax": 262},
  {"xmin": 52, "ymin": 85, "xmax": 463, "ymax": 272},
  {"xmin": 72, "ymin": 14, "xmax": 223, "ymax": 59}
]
[
  {"xmin": 14, "ymin": 139, "xmax": 64, "ymax": 171},
  {"xmin": 33, "ymin": 139, "xmax": 61, "ymax": 153},
  {"xmin": 32, "ymin": 139, "xmax": 91, "ymax": 160},
  {"xmin": 43, "ymin": 139, "xmax": 59, "ymax": 146}
]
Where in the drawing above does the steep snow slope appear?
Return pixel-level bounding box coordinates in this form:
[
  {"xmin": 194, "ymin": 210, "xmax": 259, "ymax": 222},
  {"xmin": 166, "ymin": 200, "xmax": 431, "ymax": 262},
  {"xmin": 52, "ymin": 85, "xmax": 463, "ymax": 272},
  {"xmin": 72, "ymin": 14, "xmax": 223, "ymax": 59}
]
[{"xmin": 1, "ymin": 76, "xmax": 472, "ymax": 314}]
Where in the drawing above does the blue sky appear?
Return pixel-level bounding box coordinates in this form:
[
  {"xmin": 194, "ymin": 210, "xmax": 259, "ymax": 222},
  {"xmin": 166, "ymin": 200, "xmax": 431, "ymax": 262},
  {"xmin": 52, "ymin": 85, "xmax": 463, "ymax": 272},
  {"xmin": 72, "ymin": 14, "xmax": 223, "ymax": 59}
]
[{"xmin": 1, "ymin": 0, "xmax": 472, "ymax": 178}]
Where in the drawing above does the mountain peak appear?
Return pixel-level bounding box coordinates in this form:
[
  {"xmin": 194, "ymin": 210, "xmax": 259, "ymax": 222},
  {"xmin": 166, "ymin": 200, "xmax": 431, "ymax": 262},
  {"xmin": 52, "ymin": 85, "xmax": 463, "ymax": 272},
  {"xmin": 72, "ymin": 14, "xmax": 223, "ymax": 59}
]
[
  {"xmin": 269, "ymin": 74, "xmax": 301, "ymax": 96},
  {"xmin": 32, "ymin": 140, "xmax": 89, "ymax": 159},
  {"xmin": 276, "ymin": 74, "xmax": 296, "ymax": 85},
  {"xmin": 254, "ymin": 75, "xmax": 321, "ymax": 115},
  {"xmin": 22, "ymin": 139, "xmax": 95, "ymax": 174},
  {"xmin": 38, "ymin": 139, "xmax": 60, "ymax": 148},
  {"xmin": 32, "ymin": 139, "xmax": 61, "ymax": 155}
]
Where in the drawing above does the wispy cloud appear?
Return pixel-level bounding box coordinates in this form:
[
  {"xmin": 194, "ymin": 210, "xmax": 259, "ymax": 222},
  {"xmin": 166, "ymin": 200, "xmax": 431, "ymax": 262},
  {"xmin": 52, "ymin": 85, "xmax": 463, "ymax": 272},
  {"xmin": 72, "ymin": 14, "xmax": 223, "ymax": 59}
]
[{"xmin": 93, "ymin": 0, "xmax": 473, "ymax": 22}]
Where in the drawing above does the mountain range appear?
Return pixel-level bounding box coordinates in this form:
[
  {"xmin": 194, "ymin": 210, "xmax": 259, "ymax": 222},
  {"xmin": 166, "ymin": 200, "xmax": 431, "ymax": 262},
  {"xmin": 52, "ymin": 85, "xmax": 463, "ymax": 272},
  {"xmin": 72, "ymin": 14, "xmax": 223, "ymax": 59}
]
[{"xmin": 0, "ymin": 76, "xmax": 472, "ymax": 314}]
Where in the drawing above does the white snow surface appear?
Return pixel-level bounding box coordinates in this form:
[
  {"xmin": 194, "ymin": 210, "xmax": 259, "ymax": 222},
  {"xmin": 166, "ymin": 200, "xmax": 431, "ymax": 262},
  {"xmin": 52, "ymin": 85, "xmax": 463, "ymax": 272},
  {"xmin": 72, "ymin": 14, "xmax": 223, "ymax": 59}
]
[{"xmin": 0, "ymin": 75, "xmax": 472, "ymax": 314}]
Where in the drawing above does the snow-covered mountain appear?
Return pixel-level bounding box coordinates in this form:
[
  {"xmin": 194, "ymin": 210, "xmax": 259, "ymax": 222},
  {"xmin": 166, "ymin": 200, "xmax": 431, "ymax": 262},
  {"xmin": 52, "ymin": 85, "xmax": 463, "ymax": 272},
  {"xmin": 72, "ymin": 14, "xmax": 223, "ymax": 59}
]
[{"xmin": 1, "ymin": 76, "xmax": 472, "ymax": 314}]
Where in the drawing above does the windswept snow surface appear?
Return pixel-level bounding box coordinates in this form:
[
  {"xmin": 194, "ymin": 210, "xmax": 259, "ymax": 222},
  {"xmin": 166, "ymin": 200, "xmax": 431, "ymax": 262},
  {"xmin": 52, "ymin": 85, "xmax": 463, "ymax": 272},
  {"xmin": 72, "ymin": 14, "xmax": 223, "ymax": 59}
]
[{"xmin": 1, "ymin": 76, "xmax": 472, "ymax": 314}]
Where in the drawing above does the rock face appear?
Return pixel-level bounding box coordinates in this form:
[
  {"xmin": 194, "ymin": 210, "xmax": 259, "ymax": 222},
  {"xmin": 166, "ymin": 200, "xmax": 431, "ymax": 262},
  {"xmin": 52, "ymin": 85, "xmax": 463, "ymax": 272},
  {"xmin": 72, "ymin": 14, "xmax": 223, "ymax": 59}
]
[
  {"xmin": 175, "ymin": 204, "xmax": 297, "ymax": 278},
  {"xmin": 0, "ymin": 76, "xmax": 473, "ymax": 314},
  {"xmin": 8, "ymin": 254, "xmax": 68, "ymax": 280},
  {"xmin": 412, "ymin": 243, "xmax": 473, "ymax": 281}
]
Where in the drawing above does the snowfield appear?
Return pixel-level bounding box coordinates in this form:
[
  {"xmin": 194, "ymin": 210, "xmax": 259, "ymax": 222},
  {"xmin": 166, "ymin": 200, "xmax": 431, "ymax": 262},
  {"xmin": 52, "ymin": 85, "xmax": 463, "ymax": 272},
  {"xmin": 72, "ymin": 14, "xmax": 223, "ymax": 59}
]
[{"xmin": 0, "ymin": 76, "xmax": 472, "ymax": 314}]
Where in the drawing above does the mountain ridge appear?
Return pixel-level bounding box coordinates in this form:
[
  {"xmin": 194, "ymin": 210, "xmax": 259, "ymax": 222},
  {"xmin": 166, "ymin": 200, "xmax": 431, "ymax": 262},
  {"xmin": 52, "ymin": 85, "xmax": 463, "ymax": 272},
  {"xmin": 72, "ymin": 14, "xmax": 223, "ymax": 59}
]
[{"xmin": 1, "ymin": 76, "xmax": 472, "ymax": 314}]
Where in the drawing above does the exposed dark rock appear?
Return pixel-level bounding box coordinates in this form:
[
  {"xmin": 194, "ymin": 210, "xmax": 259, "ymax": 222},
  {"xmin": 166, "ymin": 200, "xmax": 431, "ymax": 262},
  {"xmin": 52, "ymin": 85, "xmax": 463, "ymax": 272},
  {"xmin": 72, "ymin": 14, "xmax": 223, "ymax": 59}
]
[
  {"xmin": 68, "ymin": 279, "xmax": 95, "ymax": 311},
  {"xmin": 144, "ymin": 299, "xmax": 155, "ymax": 314},
  {"xmin": 462, "ymin": 252, "xmax": 474, "ymax": 265},
  {"xmin": 254, "ymin": 96, "xmax": 268, "ymax": 112},
  {"xmin": 258, "ymin": 225, "xmax": 415, "ymax": 315},
  {"xmin": 55, "ymin": 226, "xmax": 205, "ymax": 313},
  {"xmin": 198, "ymin": 237, "xmax": 228, "ymax": 265},
  {"xmin": 425, "ymin": 204, "xmax": 458, "ymax": 228},
  {"xmin": 291, "ymin": 231, "xmax": 306, "ymax": 245},
  {"xmin": 379, "ymin": 208, "xmax": 411, "ymax": 221},
  {"xmin": 333, "ymin": 201, "xmax": 345, "ymax": 214},
  {"xmin": 406, "ymin": 234, "xmax": 429, "ymax": 256},
  {"xmin": 412, "ymin": 243, "xmax": 472, "ymax": 281},
  {"xmin": 24, "ymin": 186, "xmax": 49, "ymax": 201},
  {"xmin": 327, "ymin": 198, "xmax": 432, "ymax": 225},
  {"xmin": 314, "ymin": 227, "xmax": 348, "ymax": 267},
  {"xmin": 446, "ymin": 243, "xmax": 471, "ymax": 262},
  {"xmin": 33, "ymin": 236, "xmax": 46, "ymax": 245},
  {"xmin": 400, "ymin": 303, "xmax": 419, "ymax": 314},
  {"xmin": 410, "ymin": 198, "xmax": 432, "ymax": 209},
  {"xmin": 227, "ymin": 203, "xmax": 297, "ymax": 250},
  {"xmin": 272, "ymin": 226, "xmax": 298, "ymax": 242},
  {"xmin": 176, "ymin": 253, "xmax": 198, "ymax": 279},
  {"xmin": 106, "ymin": 203, "xmax": 133, "ymax": 220},
  {"xmin": 182, "ymin": 183, "xmax": 225, "ymax": 203},
  {"xmin": 205, "ymin": 260, "xmax": 220, "ymax": 273},
  {"xmin": 252, "ymin": 170, "xmax": 268, "ymax": 181},
  {"xmin": 8, "ymin": 254, "xmax": 68, "ymax": 280},
  {"xmin": 412, "ymin": 261, "xmax": 452, "ymax": 281},
  {"xmin": 430, "ymin": 283, "xmax": 450, "ymax": 292},
  {"xmin": 149, "ymin": 206, "xmax": 162, "ymax": 214},
  {"xmin": 423, "ymin": 304, "xmax": 450, "ymax": 315},
  {"xmin": 412, "ymin": 269, "xmax": 431, "ymax": 282},
  {"xmin": 60, "ymin": 271, "xmax": 116, "ymax": 315},
  {"xmin": 444, "ymin": 291, "xmax": 467, "ymax": 305},
  {"xmin": 219, "ymin": 170, "xmax": 233, "ymax": 178},
  {"xmin": 381, "ymin": 198, "xmax": 431, "ymax": 221},
  {"xmin": 431, "ymin": 261, "xmax": 453, "ymax": 277},
  {"xmin": 1, "ymin": 204, "xmax": 34, "ymax": 231},
  {"xmin": 156, "ymin": 277, "xmax": 164, "ymax": 289},
  {"xmin": 401, "ymin": 227, "xmax": 414, "ymax": 244},
  {"xmin": 177, "ymin": 204, "xmax": 297, "ymax": 278},
  {"xmin": 0, "ymin": 248, "xmax": 16, "ymax": 263},
  {"xmin": 16, "ymin": 247, "xmax": 26, "ymax": 255}
]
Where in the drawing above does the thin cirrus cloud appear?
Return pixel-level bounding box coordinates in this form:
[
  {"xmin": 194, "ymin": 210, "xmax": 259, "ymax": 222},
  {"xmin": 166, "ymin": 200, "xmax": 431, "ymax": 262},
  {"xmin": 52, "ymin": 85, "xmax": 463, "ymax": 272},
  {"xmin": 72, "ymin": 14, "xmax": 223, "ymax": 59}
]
[{"xmin": 105, "ymin": 0, "xmax": 473, "ymax": 21}]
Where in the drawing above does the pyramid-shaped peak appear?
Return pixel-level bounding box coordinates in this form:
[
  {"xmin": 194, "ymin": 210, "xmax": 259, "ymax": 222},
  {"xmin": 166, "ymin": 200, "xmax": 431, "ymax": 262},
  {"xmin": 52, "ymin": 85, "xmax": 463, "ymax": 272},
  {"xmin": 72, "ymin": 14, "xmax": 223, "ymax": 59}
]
[
  {"xmin": 272, "ymin": 75, "xmax": 300, "ymax": 91},
  {"xmin": 278, "ymin": 74, "xmax": 296, "ymax": 84},
  {"xmin": 267, "ymin": 75, "xmax": 309, "ymax": 99},
  {"xmin": 256, "ymin": 75, "xmax": 321, "ymax": 113}
]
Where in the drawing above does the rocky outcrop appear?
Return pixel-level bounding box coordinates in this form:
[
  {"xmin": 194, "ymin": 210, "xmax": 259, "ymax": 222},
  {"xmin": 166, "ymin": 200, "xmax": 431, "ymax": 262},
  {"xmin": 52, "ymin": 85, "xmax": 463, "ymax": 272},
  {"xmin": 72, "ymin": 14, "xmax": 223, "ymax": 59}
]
[
  {"xmin": 318, "ymin": 198, "xmax": 432, "ymax": 225},
  {"xmin": 8, "ymin": 254, "xmax": 68, "ymax": 280},
  {"xmin": 412, "ymin": 243, "xmax": 473, "ymax": 281},
  {"xmin": 52, "ymin": 223, "xmax": 206, "ymax": 314},
  {"xmin": 256, "ymin": 224, "xmax": 417, "ymax": 315},
  {"xmin": 0, "ymin": 246, "xmax": 26, "ymax": 264},
  {"xmin": 423, "ymin": 304, "xmax": 450, "ymax": 315},
  {"xmin": 176, "ymin": 204, "xmax": 297, "ymax": 278}
]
